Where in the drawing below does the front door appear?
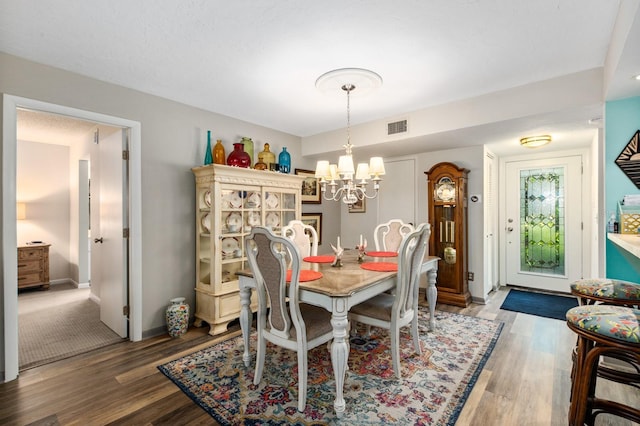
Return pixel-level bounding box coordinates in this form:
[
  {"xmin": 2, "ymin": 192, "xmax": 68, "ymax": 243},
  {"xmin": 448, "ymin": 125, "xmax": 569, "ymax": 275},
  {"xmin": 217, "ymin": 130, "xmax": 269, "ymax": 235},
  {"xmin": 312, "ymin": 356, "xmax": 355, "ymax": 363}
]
[
  {"xmin": 505, "ymin": 156, "xmax": 583, "ymax": 292},
  {"xmin": 91, "ymin": 127, "xmax": 129, "ymax": 338}
]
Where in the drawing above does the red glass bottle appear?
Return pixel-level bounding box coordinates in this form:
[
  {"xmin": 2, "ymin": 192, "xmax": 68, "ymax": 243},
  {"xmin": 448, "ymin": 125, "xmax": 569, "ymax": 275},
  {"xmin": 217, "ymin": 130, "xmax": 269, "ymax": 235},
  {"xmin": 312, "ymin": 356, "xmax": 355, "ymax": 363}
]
[{"xmin": 226, "ymin": 142, "xmax": 251, "ymax": 168}]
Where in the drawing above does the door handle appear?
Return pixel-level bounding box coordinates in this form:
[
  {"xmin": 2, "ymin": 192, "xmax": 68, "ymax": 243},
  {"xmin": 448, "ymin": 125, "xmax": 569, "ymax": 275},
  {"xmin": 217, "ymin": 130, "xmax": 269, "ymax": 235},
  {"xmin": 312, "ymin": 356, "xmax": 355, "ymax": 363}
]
[
  {"xmin": 507, "ymin": 227, "xmax": 513, "ymax": 232},
  {"xmin": 94, "ymin": 237, "xmax": 104, "ymax": 244}
]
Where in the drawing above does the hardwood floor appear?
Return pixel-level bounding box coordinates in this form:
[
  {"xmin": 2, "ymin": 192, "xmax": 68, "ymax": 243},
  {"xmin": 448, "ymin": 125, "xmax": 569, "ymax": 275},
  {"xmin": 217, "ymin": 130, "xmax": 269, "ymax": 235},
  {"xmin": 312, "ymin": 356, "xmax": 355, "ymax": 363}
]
[{"xmin": 0, "ymin": 287, "xmax": 637, "ymax": 425}]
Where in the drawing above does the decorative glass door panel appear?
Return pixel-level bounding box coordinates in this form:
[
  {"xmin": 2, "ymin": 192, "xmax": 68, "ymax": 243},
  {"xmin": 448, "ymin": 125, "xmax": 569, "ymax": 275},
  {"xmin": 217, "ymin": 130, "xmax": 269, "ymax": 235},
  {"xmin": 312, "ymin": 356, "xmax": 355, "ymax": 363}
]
[
  {"xmin": 520, "ymin": 167, "xmax": 565, "ymax": 276},
  {"xmin": 505, "ymin": 156, "xmax": 582, "ymax": 292}
]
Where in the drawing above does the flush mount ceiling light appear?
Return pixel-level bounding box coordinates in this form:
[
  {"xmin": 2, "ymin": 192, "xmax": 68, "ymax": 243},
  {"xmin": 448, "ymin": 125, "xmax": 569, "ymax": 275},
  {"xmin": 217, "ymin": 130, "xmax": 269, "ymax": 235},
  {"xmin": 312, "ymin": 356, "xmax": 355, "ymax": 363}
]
[
  {"xmin": 520, "ymin": 135, "xmax": 552, "ymax": 148},
  {"xmin": 314, "ymin": 68, "xmax": 385, "ymax": 205},
  {"xmin": 633, "ymin": 73, "xmax": 640, "ymax": 81}
]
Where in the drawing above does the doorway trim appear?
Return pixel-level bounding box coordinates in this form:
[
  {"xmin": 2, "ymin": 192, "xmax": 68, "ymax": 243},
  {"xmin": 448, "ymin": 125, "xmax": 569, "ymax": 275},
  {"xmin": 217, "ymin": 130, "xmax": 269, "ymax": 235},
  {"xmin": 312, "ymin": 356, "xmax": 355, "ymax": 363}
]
[
  {"xmin": 3, "ymin": 94, "xmax": 143, "ymax": 381},
  {"xmin": 498, "ymin": 148, "xmax": 591, "ymax": 293}
]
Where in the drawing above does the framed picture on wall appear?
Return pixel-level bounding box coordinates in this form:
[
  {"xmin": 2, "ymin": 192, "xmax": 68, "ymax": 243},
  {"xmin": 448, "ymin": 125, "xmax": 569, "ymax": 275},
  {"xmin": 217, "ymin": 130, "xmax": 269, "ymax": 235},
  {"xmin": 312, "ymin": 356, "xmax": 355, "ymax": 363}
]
[
  {"xmin": 295, "ymin": 169, "xmax": 321, "ymax": 204},
  {"xmin": 349, "ymin": 197, "xmax": 366, "ymax": 213},
  {"xmin": 301, "ymin": 213, "xmax": 322, "ymax": 245}
]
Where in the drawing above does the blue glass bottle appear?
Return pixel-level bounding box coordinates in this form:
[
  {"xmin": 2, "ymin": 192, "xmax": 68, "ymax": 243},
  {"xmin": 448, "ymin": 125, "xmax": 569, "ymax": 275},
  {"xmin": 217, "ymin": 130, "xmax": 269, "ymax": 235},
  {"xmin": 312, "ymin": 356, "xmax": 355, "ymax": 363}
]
[
  {"xmin": 204, "ymin": 130, "xmax": 213, "ymax": 165},
  {"xmin": 278, "ymin": 147, "xmax": 291, "ymax": 173}
]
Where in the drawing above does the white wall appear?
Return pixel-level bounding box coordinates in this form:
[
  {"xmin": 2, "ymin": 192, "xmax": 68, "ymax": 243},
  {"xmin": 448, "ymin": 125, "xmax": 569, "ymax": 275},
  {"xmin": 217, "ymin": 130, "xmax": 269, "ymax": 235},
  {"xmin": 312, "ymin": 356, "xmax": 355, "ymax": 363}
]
[{"xmin": 16, "ymin": 140, "xmax": 71, "ymax": 282}]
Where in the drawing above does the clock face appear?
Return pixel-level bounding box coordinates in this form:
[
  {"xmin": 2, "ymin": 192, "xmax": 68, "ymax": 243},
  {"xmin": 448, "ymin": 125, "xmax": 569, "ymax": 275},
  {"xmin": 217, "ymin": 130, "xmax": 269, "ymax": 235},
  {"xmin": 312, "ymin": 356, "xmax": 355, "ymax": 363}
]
[{"xmin": 435, "ymin": 178, "xmax": 456, "ymax": 202}]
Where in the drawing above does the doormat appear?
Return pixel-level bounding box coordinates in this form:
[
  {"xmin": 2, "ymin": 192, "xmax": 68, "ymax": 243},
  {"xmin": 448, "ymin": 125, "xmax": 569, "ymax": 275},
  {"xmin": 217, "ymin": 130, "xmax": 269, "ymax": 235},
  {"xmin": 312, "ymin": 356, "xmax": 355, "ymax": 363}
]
[{"xmin": 500, "ymin": 289, "xmax": 578, "ymax": 321}]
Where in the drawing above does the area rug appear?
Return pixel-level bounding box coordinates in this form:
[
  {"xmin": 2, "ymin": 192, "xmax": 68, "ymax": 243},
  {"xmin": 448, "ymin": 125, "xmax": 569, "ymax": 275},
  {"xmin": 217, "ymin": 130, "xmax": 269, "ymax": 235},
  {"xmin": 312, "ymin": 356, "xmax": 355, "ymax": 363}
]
[
  {"xmin": 500, "ymin": 288, "xmax": 578, "ymax": 321},
  {"xmin": 158, "ymin": 307, "xmax": 503, "ymax": 425}
]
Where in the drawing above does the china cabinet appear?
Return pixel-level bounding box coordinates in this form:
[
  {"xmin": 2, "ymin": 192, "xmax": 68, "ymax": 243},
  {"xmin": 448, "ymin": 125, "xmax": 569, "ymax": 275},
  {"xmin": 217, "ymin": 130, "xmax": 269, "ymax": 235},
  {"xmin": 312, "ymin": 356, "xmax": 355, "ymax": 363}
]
[
  {"xmin": 425, "ymin": 162, "xmax": 471, "ymax": 307},
  {"xmin": 192, "ymin": 164, "xmax": 304, "ymax": 335}
]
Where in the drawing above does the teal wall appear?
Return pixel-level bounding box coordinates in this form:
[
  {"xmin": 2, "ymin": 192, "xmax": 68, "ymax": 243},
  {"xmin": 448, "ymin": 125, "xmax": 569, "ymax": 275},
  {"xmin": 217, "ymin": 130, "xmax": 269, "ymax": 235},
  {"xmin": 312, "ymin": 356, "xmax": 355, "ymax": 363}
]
[{"xmin": 605, "ymin": 96, "xmax": 640, "ymax": 281}]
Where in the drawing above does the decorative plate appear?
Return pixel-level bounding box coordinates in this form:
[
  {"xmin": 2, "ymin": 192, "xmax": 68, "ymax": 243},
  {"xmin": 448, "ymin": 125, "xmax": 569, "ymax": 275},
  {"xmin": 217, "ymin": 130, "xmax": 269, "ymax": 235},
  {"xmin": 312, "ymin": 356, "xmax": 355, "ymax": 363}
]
[
  {"xmin": 203, "ymin": 190, "xmax": 212, "ymax": 207},
  {"xmin": 247, "ymin": 211, "xmax": 261, "ymax": 227},
  {"xmin": 225, "ymin": 212, "xmax": 242, "ymax": 231},
  {"xmin": 221, "ymin": 237, "xmax": 239, "ymax": 256},
  {"xmin": 225, "ymin": 191, "xmax": 243, "ymax": 208},
  {"xmin": 266, "ymin": 212, "xmax": 280, "ymax": 228},
  {"xmin": 265, "ymin": 193, "xmax": 279, "ymax": 209},
  {"xmin": 246, "ymin": 192, "xmax": 261, "ymax": 208},
  {"xmin": 201, "ymin": 212, "xmax": 211, "ymax": 233}
]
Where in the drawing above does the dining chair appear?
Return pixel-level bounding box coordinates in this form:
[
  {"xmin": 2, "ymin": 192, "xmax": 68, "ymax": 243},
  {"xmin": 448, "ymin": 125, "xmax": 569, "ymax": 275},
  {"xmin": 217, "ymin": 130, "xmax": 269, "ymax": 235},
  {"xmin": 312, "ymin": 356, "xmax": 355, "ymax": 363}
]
[
  {"xmin": 350, "ymin": 222, "xmax": 431, "ymax": 378},
  {"xmin": 282, "ymin": 219, "xmax": 318, "ymax": 258},
  {"xmin": 373, "ymin": 219, "xmax": 414, "ymax": 252},
  {"xmin": 245, "ymin": 226, "xmax": 334, "ymax": 412}
]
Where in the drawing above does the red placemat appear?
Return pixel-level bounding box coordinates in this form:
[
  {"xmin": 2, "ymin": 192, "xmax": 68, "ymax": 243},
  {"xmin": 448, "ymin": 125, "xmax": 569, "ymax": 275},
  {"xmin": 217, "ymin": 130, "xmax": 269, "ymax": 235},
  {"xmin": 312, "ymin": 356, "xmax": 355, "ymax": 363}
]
[
  {"xmin": 365, "ymin": 251, "xmax": 398, "ymax": 257},
  {"xmin": 360, "ymin": 262, "xmax": 398, "ymax": 272},
  {"xmin": 303, "ymin": 255, "xmax": 335, "ymax": 263},
  {"xmin": 286, "ymin": 269, "xmax": 324, "ymax": 282}
]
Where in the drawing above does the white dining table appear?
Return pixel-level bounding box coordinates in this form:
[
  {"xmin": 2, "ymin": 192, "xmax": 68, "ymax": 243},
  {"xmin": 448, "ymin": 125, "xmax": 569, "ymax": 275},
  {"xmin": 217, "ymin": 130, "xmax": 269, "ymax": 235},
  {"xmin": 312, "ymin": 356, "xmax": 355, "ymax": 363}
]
[{"xmin": 236, "ymin": 250, "xmax": 439, "ymax": 417}]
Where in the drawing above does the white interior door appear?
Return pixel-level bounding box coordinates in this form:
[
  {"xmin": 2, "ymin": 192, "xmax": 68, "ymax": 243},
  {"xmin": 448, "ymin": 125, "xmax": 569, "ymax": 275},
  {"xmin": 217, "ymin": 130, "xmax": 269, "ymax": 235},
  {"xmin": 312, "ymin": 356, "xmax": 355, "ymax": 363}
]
[
  {"xmin": 91, "ymin": 127, "xmax": 128, "ymax": 337},
  {"xmin": 505, "ymin": 156, "xmax": 583, "ymax": 292}
]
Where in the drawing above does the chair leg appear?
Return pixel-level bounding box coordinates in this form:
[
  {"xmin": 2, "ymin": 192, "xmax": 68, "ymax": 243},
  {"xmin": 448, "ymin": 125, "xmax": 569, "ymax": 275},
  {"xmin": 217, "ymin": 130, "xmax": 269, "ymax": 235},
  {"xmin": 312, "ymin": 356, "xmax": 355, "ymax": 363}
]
[
  {"xmin": 297, "ymin": 350, "xmax": 308, "ymax": 412},
  {"xmin": 391, "ymin": 325, "xmax": 401, "ymax": 379},
  {"xmin": 253, "ymin": 331, "xmax": 266, "ymax": 385},
  {"xmin": 411, "ymin": 314, "xmax": 421, "ymax": 355}
]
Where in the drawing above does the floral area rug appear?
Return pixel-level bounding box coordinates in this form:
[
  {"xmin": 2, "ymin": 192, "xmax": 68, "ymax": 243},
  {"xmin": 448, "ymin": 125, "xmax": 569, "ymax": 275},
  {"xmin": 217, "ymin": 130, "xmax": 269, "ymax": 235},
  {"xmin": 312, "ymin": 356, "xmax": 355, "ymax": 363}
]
[{"xmin": 158, "ymin": 307, "xmax": 503, "ymax": 425}]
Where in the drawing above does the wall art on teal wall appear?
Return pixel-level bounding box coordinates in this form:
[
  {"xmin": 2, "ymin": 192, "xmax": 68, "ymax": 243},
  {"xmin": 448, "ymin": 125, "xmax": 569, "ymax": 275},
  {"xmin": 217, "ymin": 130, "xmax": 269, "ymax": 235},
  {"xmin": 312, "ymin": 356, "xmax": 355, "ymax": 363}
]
[{"xmin": 615, "ymin": 130, "xmax": 640, "ymax": 189}]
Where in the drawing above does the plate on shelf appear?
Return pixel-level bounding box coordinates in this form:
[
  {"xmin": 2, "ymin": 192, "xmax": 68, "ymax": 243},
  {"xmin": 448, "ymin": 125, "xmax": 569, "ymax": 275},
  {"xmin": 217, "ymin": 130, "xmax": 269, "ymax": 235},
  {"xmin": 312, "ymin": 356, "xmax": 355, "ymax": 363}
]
[
  {"xmin": 266, "ymin": 212, "xmax": 280, "ymax": 228},
  {"xmin": 225, "ymin": 212, "xmax": 242, "ymax": 232},
  {"xmin": 221, "ymin": 237, "xmax": 240, "ymax": 256},
  {"xmin": 201, "ymin": 212, "xmax": 211, "ymax": 233},
  {"xmin": 247, "ymin": 211, "xmax": 261, "ymax": 227},
  {"xmin": 203, "ymin": 190, "xmax": 212, "ymax": 207},
  {"xmin": 246, "ymin": 192, "xmax": 261, "ymax": 208},
  {"xmin": 224, "ymin": 191, "xmax": 243, "ymax": 208},
  {"xmin": 265, "ymin": 193, "xmax": 279, "ymax": 209}
]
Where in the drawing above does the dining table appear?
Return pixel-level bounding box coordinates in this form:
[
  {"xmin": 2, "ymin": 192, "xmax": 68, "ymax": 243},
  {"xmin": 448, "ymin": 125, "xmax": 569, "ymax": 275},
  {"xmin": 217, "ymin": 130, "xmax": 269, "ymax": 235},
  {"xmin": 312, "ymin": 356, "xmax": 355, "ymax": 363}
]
[{"xmin": 236, "ymin": 248, "xmax": 439, "ymax": 416}]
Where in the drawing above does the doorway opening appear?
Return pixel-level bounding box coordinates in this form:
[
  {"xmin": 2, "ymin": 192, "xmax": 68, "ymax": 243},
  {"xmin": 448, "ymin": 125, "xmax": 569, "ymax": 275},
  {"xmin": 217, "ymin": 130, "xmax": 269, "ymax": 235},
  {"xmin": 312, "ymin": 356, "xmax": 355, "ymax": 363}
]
[{"xmin": 3, "ymin": 94, "xmax": 142, "ymax": 382}]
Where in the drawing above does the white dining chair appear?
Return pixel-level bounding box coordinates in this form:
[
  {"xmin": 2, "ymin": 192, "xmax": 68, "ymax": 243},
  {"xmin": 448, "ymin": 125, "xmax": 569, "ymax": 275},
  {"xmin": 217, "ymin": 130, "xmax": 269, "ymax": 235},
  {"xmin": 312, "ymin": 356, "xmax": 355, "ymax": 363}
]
[
  {"xmin": 245, "ymin": 226, "xmax": 334, "ymax": 412},
  {"xmin": 373, "ymin": 219, "xmax": 414, "ymax": 252},
  {"xmin": 350, "ymin": 223, "xmax": 431, "ymax": 378},
  {"xmin": 282, "ymin": 219, "xmax": 318, "ymax": 258}
]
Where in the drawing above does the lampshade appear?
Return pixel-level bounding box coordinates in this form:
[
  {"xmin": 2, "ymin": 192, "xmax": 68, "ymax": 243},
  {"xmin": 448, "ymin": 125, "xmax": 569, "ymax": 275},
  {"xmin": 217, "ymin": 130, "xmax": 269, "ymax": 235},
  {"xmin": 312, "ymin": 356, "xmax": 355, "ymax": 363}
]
[
  {"xmin": 369, "ymin": 157, "xmax": 386, "ymax": 176},
  {"xmin": 16, "ymin": 203, "xmax": 26, "ymax": 220},
  {"xmin": 337, "ymin": 154, "xmax": 355, "ymax": 175},
  {"xmin": 520, "ymin": 135, "xmax": 551, "ymax": 148},
  {"xmin": 315, "ymin": 160, "xmax": 331, "ymax": 179}
]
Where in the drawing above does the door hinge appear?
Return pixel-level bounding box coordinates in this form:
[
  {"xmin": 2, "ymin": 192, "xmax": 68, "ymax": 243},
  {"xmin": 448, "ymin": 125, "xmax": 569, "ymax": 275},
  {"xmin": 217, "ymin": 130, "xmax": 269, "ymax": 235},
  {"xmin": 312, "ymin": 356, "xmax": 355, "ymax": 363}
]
[
  {"xmin": 123, "ymin": 305, "xmax": 130, "ymax": 316},
  {"xmin": 122, "ymin": 150, "xmax": 129, "ymax": 160},
  {"xmin": 123, "ymin": 228, "xmax": 130, "ymax": 238}
]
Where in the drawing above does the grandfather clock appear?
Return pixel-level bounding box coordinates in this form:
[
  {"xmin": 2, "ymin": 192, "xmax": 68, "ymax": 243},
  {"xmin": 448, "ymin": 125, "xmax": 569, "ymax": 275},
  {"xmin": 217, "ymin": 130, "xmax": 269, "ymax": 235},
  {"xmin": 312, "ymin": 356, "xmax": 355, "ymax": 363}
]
[{"xmin": 425, "ymin": 162, "xmax": 471, "ymax": 307}]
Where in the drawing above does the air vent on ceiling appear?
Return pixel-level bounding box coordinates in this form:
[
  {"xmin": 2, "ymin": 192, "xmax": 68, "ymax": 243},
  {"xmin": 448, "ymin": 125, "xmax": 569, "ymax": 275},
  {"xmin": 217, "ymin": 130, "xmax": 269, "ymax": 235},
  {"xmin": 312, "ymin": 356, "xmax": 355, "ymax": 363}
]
[{"xmin": 387, "ymin": 119, "xmax": 408, "ymax": 135}]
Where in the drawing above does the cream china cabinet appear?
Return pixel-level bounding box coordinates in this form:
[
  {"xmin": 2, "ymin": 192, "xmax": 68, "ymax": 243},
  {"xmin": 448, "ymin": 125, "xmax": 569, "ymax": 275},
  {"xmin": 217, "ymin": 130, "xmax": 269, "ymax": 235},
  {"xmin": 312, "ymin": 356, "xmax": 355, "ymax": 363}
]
[{"xmin": 192, "ymin": 164, "xmax": 304, "ymax": 335}]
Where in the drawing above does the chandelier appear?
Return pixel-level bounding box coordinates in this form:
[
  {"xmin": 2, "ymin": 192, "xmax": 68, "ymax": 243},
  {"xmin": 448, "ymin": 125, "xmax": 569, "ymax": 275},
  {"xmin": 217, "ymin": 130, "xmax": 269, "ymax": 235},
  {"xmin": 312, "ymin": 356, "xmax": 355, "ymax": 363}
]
[{"xmin": 314, "ymin": 68, "xmax": 385, "ymax": 204}]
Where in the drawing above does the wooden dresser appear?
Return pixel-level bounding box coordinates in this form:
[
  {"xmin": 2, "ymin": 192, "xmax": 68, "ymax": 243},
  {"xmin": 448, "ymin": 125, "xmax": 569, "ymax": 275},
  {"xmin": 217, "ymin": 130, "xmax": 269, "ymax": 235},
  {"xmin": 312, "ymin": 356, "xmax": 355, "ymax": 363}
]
[{"xmin": 18, "ymin": 243, "xmax": 51, "ymax": 290}]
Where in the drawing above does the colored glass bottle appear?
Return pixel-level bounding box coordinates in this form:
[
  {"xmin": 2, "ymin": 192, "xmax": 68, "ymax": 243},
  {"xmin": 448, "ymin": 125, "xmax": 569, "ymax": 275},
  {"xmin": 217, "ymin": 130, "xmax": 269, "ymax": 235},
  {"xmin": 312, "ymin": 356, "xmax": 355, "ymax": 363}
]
[
  {"xmin": 258, "ymin": 143, "xmax": 276, "ymax": 170},
  {"xmin": 204, "ymin": 130, "xmax": 213, "ymax": 165},
  {"xmin": 241, "ymin": 137, "xmax": 254, "ymax": 167},
  {"xmin": 213, "ymin": 139, "xmax": 226, "ymax": 165},
  {"xmin": 226, "ymin": 142, "xmax": 251, "ymax": 168},
  {"xmin": 278, "ymin": 147, "xmax": 291, "ymax": 173}
]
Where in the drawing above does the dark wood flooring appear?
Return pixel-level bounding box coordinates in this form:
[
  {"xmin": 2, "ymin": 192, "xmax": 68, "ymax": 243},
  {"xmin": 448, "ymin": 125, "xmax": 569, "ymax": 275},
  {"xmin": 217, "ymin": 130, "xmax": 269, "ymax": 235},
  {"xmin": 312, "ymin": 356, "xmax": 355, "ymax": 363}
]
[{"xmin": 0, "ymin": 287, "xmax": 637, "ymax": 425}]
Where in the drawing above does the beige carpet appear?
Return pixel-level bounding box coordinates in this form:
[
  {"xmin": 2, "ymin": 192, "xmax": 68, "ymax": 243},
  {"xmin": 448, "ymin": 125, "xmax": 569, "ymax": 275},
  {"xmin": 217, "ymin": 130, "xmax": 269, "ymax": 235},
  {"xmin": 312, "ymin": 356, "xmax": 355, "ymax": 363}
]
[{"xmin": 19, "ymin": 283, "xmax": 124, "ymax": 370}]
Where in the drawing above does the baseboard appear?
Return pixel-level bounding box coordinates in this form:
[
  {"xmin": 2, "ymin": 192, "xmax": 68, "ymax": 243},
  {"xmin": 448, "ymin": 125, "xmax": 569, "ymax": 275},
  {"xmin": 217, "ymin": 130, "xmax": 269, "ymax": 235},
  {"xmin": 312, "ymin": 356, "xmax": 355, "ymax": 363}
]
[{"xmin": 88, "ymin": 293, "xmax": 100, "ymax": 304}]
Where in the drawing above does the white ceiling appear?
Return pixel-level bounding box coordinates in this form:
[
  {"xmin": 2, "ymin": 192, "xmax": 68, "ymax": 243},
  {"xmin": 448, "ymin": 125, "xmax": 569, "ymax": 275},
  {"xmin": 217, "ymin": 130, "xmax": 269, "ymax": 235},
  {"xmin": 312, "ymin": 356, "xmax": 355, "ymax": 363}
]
[{"xmin": 3, "ymin": 0, "xmax": 640, "ymax": 156}]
